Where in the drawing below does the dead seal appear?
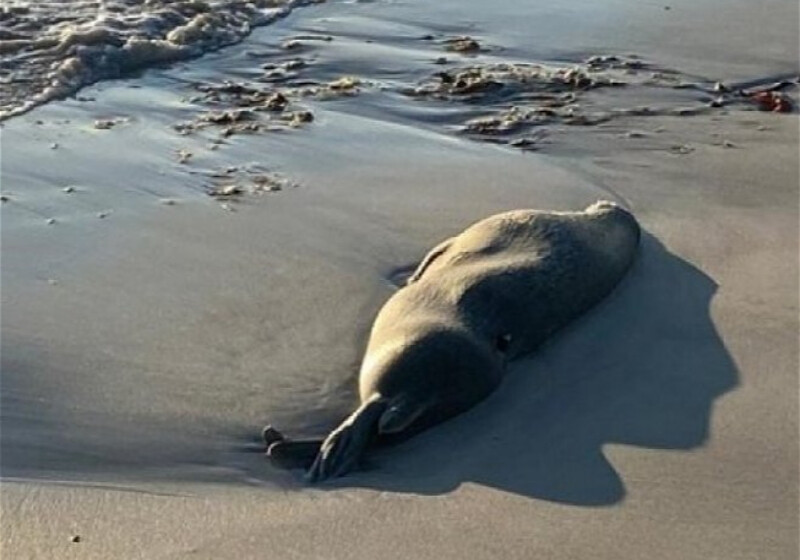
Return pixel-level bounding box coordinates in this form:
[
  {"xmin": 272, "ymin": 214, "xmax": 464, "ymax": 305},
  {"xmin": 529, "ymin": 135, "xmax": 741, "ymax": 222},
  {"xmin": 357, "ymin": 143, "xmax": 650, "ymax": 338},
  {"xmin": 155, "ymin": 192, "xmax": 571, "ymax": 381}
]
[{"xmin": 265, "ymin": 201, "xmax": 640, "ymax": 481}]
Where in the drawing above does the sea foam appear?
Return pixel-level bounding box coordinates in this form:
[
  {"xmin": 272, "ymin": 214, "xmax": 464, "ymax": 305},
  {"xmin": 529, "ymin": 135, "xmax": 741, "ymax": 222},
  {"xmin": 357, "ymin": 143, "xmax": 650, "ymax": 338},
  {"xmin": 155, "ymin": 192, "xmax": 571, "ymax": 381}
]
[{"xmin": 0, "ymin": 0, "xmax": 321, "ymax": 120}]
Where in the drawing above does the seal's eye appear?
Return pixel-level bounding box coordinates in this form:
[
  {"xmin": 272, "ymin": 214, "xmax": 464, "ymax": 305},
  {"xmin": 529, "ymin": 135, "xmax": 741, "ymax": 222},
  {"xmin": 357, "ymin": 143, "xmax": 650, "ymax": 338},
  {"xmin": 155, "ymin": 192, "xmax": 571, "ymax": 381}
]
[{"xmin": 496, "ymin": 333, "xmax": 512, "ymax": 353}]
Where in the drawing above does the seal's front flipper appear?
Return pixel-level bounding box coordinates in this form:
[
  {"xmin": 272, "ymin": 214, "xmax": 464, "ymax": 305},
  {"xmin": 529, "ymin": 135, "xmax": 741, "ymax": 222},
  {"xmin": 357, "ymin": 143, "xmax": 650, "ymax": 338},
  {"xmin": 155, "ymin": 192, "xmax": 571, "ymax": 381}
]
[
  {"xmin": 267, "ymin": 439, "xmax": 323, "ymax": 470},
  {"xmin": 306, "ymin": 395, "xmax": 388, "ymax": 482},
  {"xmin": 407, "ymin": 238, "xmax": 454, "ymax": 284}
]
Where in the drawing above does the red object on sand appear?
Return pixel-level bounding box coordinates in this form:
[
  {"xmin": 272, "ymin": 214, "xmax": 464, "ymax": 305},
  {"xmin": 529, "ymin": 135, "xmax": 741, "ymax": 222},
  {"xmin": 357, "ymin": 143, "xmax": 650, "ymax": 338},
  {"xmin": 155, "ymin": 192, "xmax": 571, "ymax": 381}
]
[{"xmin": 749, "ymin": 91, "xmax": 792, "ymax": 113}]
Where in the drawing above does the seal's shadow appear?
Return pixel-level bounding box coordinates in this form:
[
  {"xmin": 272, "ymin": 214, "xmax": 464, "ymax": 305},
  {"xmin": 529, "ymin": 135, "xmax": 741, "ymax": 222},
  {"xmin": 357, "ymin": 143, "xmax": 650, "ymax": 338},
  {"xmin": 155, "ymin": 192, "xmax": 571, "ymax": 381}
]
[{"xmin": 340, "ymin": 232, "xmax": 738, "ymax": 504}]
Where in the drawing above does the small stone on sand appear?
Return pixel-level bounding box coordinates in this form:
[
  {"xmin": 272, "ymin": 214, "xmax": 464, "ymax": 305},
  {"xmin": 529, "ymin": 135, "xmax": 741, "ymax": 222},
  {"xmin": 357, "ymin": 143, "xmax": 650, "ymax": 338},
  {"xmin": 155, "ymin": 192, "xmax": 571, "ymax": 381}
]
[
  {"xmin": 177, "ymin": 149, "xmax": 193, "ymax": 164},
  {"xmin": 670, "ymin": 144, "xmax": 694, "ymax": 155},
  {"xmin": 93, "ymin": 119, "xmax": 117, "ymax": 130}
]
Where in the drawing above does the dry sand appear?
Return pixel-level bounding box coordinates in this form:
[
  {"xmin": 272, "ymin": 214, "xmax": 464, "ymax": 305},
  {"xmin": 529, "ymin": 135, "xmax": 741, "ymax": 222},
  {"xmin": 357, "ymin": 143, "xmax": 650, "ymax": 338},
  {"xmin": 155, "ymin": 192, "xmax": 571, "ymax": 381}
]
[{"xmin": 1, "ymin": 0, "xmax": 798, "ymax": 558}]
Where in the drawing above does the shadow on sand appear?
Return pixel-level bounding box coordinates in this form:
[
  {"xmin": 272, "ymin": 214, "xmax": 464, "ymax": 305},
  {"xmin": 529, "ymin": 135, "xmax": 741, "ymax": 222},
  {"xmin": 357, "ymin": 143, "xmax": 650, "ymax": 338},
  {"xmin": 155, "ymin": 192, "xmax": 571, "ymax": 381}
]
[
  {"xmin": 311, "ymin": 232, "xmax": 739, "ymax": 505},
  {"xmin": 1, "ymin": 231, "xmax": 738, "ymax": 505}
]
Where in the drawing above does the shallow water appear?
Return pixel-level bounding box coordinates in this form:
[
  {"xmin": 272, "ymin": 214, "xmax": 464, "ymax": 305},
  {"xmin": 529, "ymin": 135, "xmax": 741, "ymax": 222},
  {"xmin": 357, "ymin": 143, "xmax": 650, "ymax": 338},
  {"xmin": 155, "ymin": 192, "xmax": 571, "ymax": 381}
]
[{"xmin": 2, "ymin": 0, "xmax": 797, "ymax": 120}]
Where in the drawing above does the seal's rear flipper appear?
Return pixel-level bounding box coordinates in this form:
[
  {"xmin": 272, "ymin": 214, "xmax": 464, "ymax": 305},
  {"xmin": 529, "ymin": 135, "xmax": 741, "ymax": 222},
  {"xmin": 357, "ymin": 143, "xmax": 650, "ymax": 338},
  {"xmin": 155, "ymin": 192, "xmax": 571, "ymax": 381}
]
[
  {"xmin": 306, "ymin": 395, "xmax": 388, "ymax": 482},
  {"xmin": 262, "ymin": 425, "xmax": 285, "ymax": 447},
  {"xmin": 267, "ymin": 439, "xmax": 323, "ymax": 470},
  {"xmin": 377, "ymin": 397, "xmax": 430, "ymax": 435}
]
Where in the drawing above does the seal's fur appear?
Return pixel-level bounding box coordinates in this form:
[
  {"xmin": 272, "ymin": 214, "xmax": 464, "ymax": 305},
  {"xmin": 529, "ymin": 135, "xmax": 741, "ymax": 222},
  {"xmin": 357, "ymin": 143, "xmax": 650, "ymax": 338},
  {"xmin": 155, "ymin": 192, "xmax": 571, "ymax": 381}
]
[{"xmin": 267, "ymin": 201, "xmax": 640, "ymax": 481}]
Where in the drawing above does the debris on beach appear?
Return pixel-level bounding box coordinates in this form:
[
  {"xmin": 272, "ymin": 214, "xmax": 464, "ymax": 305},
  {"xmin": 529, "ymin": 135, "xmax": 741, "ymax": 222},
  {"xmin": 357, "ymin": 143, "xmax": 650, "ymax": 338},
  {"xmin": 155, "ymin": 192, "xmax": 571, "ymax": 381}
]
[
  {"xmin": 70, "ymin": 535, "xmax": 81, "ymax": 543},
  {"xmin": 281, "ymin": 39, "xmax": 304, "ymax": 51},
  {"xmin": 176, "ymin": 105, "xmax": 267, "ymax": 137},
  {"xmin": 94, "ymin": 119, "xmax": 116, "ymax": 130},
  {"xmin": 209, "ymin": 184, "xmax": 243, "ymax": 198},
  {"xmin": 285, "ymin": 34, "xmax": 333, "ymax": 43},
  {"xmin": 403, "ymin": 54, "xmax": 782, "ymax": 149},
  {"xmin": 199, "ymin": 109, "xmax": 256, "ymax": 125},
  {"xmin": 176, "ymin": 149, "xmax": 193, "ymax": 164},
  {"xmin": 406, "ymin": 60, "xmax": 642, "ymax": 144},
  {"xmin": 264, "ymin": 92, "xmax": 289, "ymax": 111},
  {"xmin": 93, "ymin": 117, "xmax": 128, "ymax": 130},
  {"xmin": 281, "ymin": 110, "xmax": 314, "ymax": 127},
  {"xmin": 585, "ymin": 55, "xmax": 646, "ymax": 71},
  {"xmin": 707, "ymin": 79, "xmax": 797, "ymax": 113},
  {"xmin": 748, "ymin": 91, "xmax": 792, "ymax": 113},
  {"xmin": 508, "ymin": 136, "xmax": 543, "ymax": 150},
  {"xmin": 669, "ymin": 144, "xmax": 695, "ymax": 155},
  {"xmin": 250, "ymin": 174, "xmax": 289, "ymax": 193},
  {"xmin": 409, "ymin": 61, "xmax": 626, "ymax": 103},
  {"xmin": 205, "ymin": 166, "xmax": 299, "ymax": 200},
  {"xmin": 173, "ymin": 66, "xmax": 366, "ymax": 140},
  {"xmin": 444, "ymin": 36, "xmax": 482, "ymax": 54},
  {"xmin": 463, "ymin": 107, "xmax": 531, "ymax": 134},
  {"xmin": 328, "ymin": 76, "xmax": 361, "ymax": 92},
  {"xmin": 261, "ymin": 58, "xmax": 309, "ymax": 82}
]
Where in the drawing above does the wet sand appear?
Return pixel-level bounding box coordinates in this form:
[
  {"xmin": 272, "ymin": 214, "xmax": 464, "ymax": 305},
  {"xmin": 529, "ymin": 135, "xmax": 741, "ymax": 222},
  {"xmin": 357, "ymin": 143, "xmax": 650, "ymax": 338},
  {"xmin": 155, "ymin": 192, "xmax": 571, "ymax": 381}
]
[{"xmin": 1, "ymin": 0, "xmax": 798, "ymax": 558}]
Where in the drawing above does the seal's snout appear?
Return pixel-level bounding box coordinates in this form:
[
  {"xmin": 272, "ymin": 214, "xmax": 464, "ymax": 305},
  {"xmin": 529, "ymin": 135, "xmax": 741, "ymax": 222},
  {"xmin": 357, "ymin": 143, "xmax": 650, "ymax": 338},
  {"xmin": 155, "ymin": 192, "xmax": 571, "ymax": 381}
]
[
  {"xmin": 586, "ymin": 200, "xmax": 640, "ymax": 240},
  {"xmin": 587, "ymin": 199, "xmax": 619, "ymax": 211},
  {"xmin": 586, "ymin": 199, "xmax": 628, "ymax": 215}
]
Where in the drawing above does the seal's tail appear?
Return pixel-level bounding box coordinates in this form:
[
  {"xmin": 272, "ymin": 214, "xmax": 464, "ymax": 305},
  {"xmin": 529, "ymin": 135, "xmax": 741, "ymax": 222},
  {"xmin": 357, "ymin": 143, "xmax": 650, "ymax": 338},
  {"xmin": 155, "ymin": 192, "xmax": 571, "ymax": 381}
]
[{"xmin": 306, "ymin": 394, "xmax": 388, "ymax": 482}]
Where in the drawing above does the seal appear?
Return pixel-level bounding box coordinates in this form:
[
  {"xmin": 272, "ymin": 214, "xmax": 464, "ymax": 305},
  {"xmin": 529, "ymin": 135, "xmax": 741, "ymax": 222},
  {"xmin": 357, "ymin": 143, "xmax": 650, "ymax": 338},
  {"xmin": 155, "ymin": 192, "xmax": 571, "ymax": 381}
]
[{"xmin": 265, "ymin": 201, "xmax": 640, "ymax": 481}]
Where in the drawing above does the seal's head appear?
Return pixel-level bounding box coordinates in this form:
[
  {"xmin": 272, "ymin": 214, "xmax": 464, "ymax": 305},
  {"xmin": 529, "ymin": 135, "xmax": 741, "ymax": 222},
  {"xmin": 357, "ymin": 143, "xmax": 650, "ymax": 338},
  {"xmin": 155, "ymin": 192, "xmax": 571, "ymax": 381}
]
[
  {"xmin": 577, "ymin": 201, "xmax": 641, "ymax": 269},
  {"xmin": 585, "ymin": 200, "xmax": 640, "ymax": 240}
]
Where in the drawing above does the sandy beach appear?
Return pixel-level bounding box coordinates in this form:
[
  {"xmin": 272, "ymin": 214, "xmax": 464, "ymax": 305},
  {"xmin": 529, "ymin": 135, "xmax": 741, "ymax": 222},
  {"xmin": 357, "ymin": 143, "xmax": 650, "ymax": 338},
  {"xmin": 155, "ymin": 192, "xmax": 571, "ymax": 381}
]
[{"xmin": 1, "ymin": 0, "xmax": 798, "ymax": 558}]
